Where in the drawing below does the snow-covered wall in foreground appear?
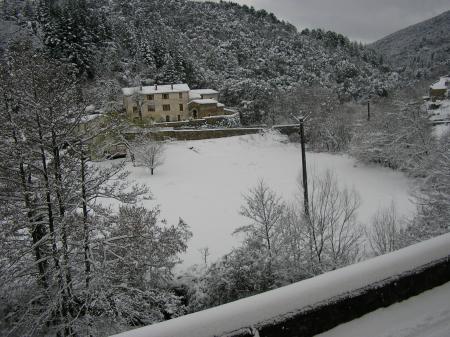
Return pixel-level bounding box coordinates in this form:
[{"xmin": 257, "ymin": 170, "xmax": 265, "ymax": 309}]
[{"xmin": 112, "ymin": 234, "xmax": 450, "ymax": 337}]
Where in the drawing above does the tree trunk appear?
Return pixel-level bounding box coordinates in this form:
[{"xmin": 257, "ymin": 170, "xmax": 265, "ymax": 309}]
[
  {"xmin": 51, "ymin": 129, "xmax": 73, "ymax": 298},
  {"xmin": 4, "ymin": 95, "xmax": 49, "ymax": 288},
  {"xmin": 36, "ymin": 111, "xmax": 72, "ymax": 337},
  {"xmin": 80, "ymin": 141, "xmax": 91, "ymax": 289}
]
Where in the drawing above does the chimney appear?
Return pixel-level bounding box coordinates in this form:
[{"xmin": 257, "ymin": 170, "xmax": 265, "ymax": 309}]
[
  {"xmin": 155, "ymin": 83, "xmax": 158, "ymax": 91},
  {"xmin": 171, "ymin": 84, "xmax": 174, "ymax": 90}
]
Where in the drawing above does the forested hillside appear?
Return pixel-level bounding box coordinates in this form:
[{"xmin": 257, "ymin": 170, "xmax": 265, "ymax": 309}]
[
  {"xmin": 2, "ymin": 0, "xmax": 396, "ymax": 115},
  {"xmin": 370, "ymin": 10, "xmax": 450, "ymax": 79}
]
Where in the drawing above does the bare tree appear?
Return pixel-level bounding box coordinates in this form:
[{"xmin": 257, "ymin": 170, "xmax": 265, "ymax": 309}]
[
  {"xmin": 274, "ymin": 204, "xmax": 311, "ymax": 281},
  {"xmin": 366, "ymin": 203, "xmax": 400, "ymax": 256},
  {"xmin": 199, "ymin": 247, "xmax": 210, "ymax": 266},
  {"xmin": 236, "ymin": 180, "xmax": 285, "ymax": 254},
  {"xmin": 135, "ymin": 138, "xmax": 166, "ymax": 175},
  {"xmin": 303, "ymin": 170, "xmax": 362, "ymax": 272},
  {"xmin": 131, "ymin": 88, "xmax": 145, "ymax": 123}
]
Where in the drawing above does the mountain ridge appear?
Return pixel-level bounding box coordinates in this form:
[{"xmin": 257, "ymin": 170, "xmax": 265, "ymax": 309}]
[{"xmin": 370, "ymin": 10, "xmax": 450, "ymax": 79}]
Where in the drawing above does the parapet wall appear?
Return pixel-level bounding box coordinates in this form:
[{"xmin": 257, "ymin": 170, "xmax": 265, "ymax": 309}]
[
  {"xmin": 241, "ymin": 256, "xmax": 450, "ymax": 337},
  {"xmin": 112, "ymin": 233, "xmax": 450, "ymax": 337}
]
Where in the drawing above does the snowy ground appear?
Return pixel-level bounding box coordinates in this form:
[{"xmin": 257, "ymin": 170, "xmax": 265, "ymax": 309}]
[
  {"xmin": 317, "ymin": 281, "xmax": 450, "ymax": 337},
  {"xmin": 108, "ymin": 132, "xmax": 416, "ymax": 268}
]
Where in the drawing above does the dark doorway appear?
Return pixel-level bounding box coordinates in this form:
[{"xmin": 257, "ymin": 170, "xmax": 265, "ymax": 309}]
[
  {"xmin": 166, "ymin": 115, "xmax": 170, "ymax": 122},
  {"xmin": 193, "ymin": 109, "xmax": 198, "ymax": 119}
]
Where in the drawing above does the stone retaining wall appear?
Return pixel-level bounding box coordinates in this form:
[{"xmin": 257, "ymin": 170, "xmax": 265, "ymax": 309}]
[{"xmin": 148, "ymin": 128, "xmax": 263, "ymax": 141}]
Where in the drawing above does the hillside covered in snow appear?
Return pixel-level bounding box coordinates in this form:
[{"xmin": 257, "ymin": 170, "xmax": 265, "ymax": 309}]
[
  {"xmin": 370, "ymin": 10, "xmax": 450, "ymax": 79},
  {"xmin": 2, "ymin": 0, "xmax": 396, "ymax": 112}
]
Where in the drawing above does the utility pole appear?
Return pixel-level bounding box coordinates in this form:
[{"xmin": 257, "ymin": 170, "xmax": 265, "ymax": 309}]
[
  {"xmin": 367, "ymin": 100, "xmax": 371, "ymax": 121},
  {"xmin": 292, "ymin": 114, "xmax": 312, "ymax": 272},
  {"xmin": 299, "ymin": 117, "xmax": 309, "ymax": 217}
]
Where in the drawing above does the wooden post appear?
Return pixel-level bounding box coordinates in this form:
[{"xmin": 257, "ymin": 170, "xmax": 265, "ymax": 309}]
[
  {"xmin": 367, "ymin": 100, "xmax": 371, "ymax": 121},
  {"xmin": 299, "ymin": 118, "xmax": 309, "ymax": 217}
]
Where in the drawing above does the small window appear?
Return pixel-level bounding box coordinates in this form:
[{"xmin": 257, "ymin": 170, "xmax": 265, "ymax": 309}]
[
  {"xmin": 177, "ymin": 115, "xmax": 181, "ymax": 121},
  {"xmin": 147, "ymin": 105, "xmax": 155, "ymax": 112},
  {"xmin": 163, "ymin": 104, "xmax": 171, "ymax": 111},
  {"xmin": 179, "ymin": 104, "xmax": 184, "ymax": 111},
  {"xmin": 162, "ymin": 93, "xmax": 170, "ymax": 99},
  {"xmin": 166, "ymin": 115, "xmax": 170, "ymax": 122},
  {"xmin": 179, "ymin": 92, "xmax": 183, "ymax": 99},
  {"xmin": 147, "ymin": 94, "xmax": 154, "ymax": 101},
  {"xmin": 132, "ymin": 106, "xmax": 138, "ymax": 114}
]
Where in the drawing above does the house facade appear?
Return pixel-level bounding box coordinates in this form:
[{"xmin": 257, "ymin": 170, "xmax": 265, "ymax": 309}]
[
  {"xmin": 429, "ymin": 76, "xmax": 450, "ymax": 101},
  {"xmin": 122, "ymin": 84, "xmax": 190, "ymax": 123},
  {"xmin": 189, "ymin": 99, "xmax": 225, "ymax": 119}
]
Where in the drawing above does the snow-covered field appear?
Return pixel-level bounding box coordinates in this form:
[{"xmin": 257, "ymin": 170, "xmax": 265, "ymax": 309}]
[
  {"xmin": 317, "ymin": 281, "xmax": 450, "ymax": 337},
  {"xmin": 114, "ymin": 132, "xmax": 416, "ymax": 268}
]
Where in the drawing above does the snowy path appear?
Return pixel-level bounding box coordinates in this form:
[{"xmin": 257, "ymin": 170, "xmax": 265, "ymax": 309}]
[
  {"xmin": 114, "ymin": 132, "xmax": 416, "ymax": 267},
  {"xmin": 316, "ymin": 281, "xmax": 450, "ymax": 337}
]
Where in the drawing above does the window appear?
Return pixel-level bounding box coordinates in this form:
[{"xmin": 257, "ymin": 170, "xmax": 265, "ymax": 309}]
[
  {"xmin": 162, "ymin": 93, "xmax": 170, "ymax": 99},
  {"xmin": 163, "ymin": 104, "xmax": 171, "ymax": 111},
  {"xmin": 166, "ymin": 115, "xmax": 170, "ymax": 122},
  {"xmin": 132, "ymin": 106, "xmax": 138, "ymax": 114},
  {"xmin": 147, "ymin": 94, "xmax": 154, "ymax": 101},
  {"xmin": 147, "ymin": 105, "xmax": 155, "ymax": 112},
  {"xmin": 179, "ymin": 104, "xmax": 184, "ymax": 111},
  {"xmin": 179, "ymin": 92, "xmax": 183, "ymax": 99},
  {"xmin": 177, "ymin": 115, "xmax": 181, "ymax": 121}
]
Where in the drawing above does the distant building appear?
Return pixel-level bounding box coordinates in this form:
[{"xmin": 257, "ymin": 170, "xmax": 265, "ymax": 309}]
[
  {"xmin": 122, "ymin": 84, "xmax": 190, "ymax": 123},
  {"xmin": 429, "ymin": 76, "xmax": 450, "ymax": 101},
  {"xmin": 122, "ymin": 84, "xmax": 227, "ymax": 122}
]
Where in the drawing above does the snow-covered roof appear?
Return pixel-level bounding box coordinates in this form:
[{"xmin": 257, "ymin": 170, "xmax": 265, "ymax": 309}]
[
  {"xmin": 80, "ymin": 113, "xmax": 103, "ymax": 123},
  {"xmin": 430, "ymin": 76, "xmax": 450, "ymax": 90},
  {"xmin": 189, "ymin": 99, "xmax": 219, "ymax": 105},
  {"xmin": 122, "ymin": 84, "xmax": 190, "ymax": 96},
  {"xmin": 190, "ymin": 89, "xmax": 219, "ymax": 95},
  {"xmin": 85, "ymin": 104, "xmax": 96, "ymax": 112},
  {"xmin": 217, "ymin": 103, "xmax": 225, "ymax": 108}
]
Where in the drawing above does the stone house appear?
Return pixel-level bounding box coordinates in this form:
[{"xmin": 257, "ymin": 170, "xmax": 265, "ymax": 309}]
[
  {"xmin": 122, "ymin": 84, "xmax": 190, "ymax": 123},
  {"xmin": 122, "ymin": 84, "xmax": 227, "ymax": 122},
  {"xmin": 188, "ymin": 89, "xmax": 225, "ymax": 118},
  {"xmin": 429, "ymin": 76, "xmax": 450, "ymax": 101}
]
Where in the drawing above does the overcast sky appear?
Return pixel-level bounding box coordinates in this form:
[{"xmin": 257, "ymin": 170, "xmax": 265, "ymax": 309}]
[{"xmin": 203, "ymin": 0, "xmax": 450, "ymax": 43}]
